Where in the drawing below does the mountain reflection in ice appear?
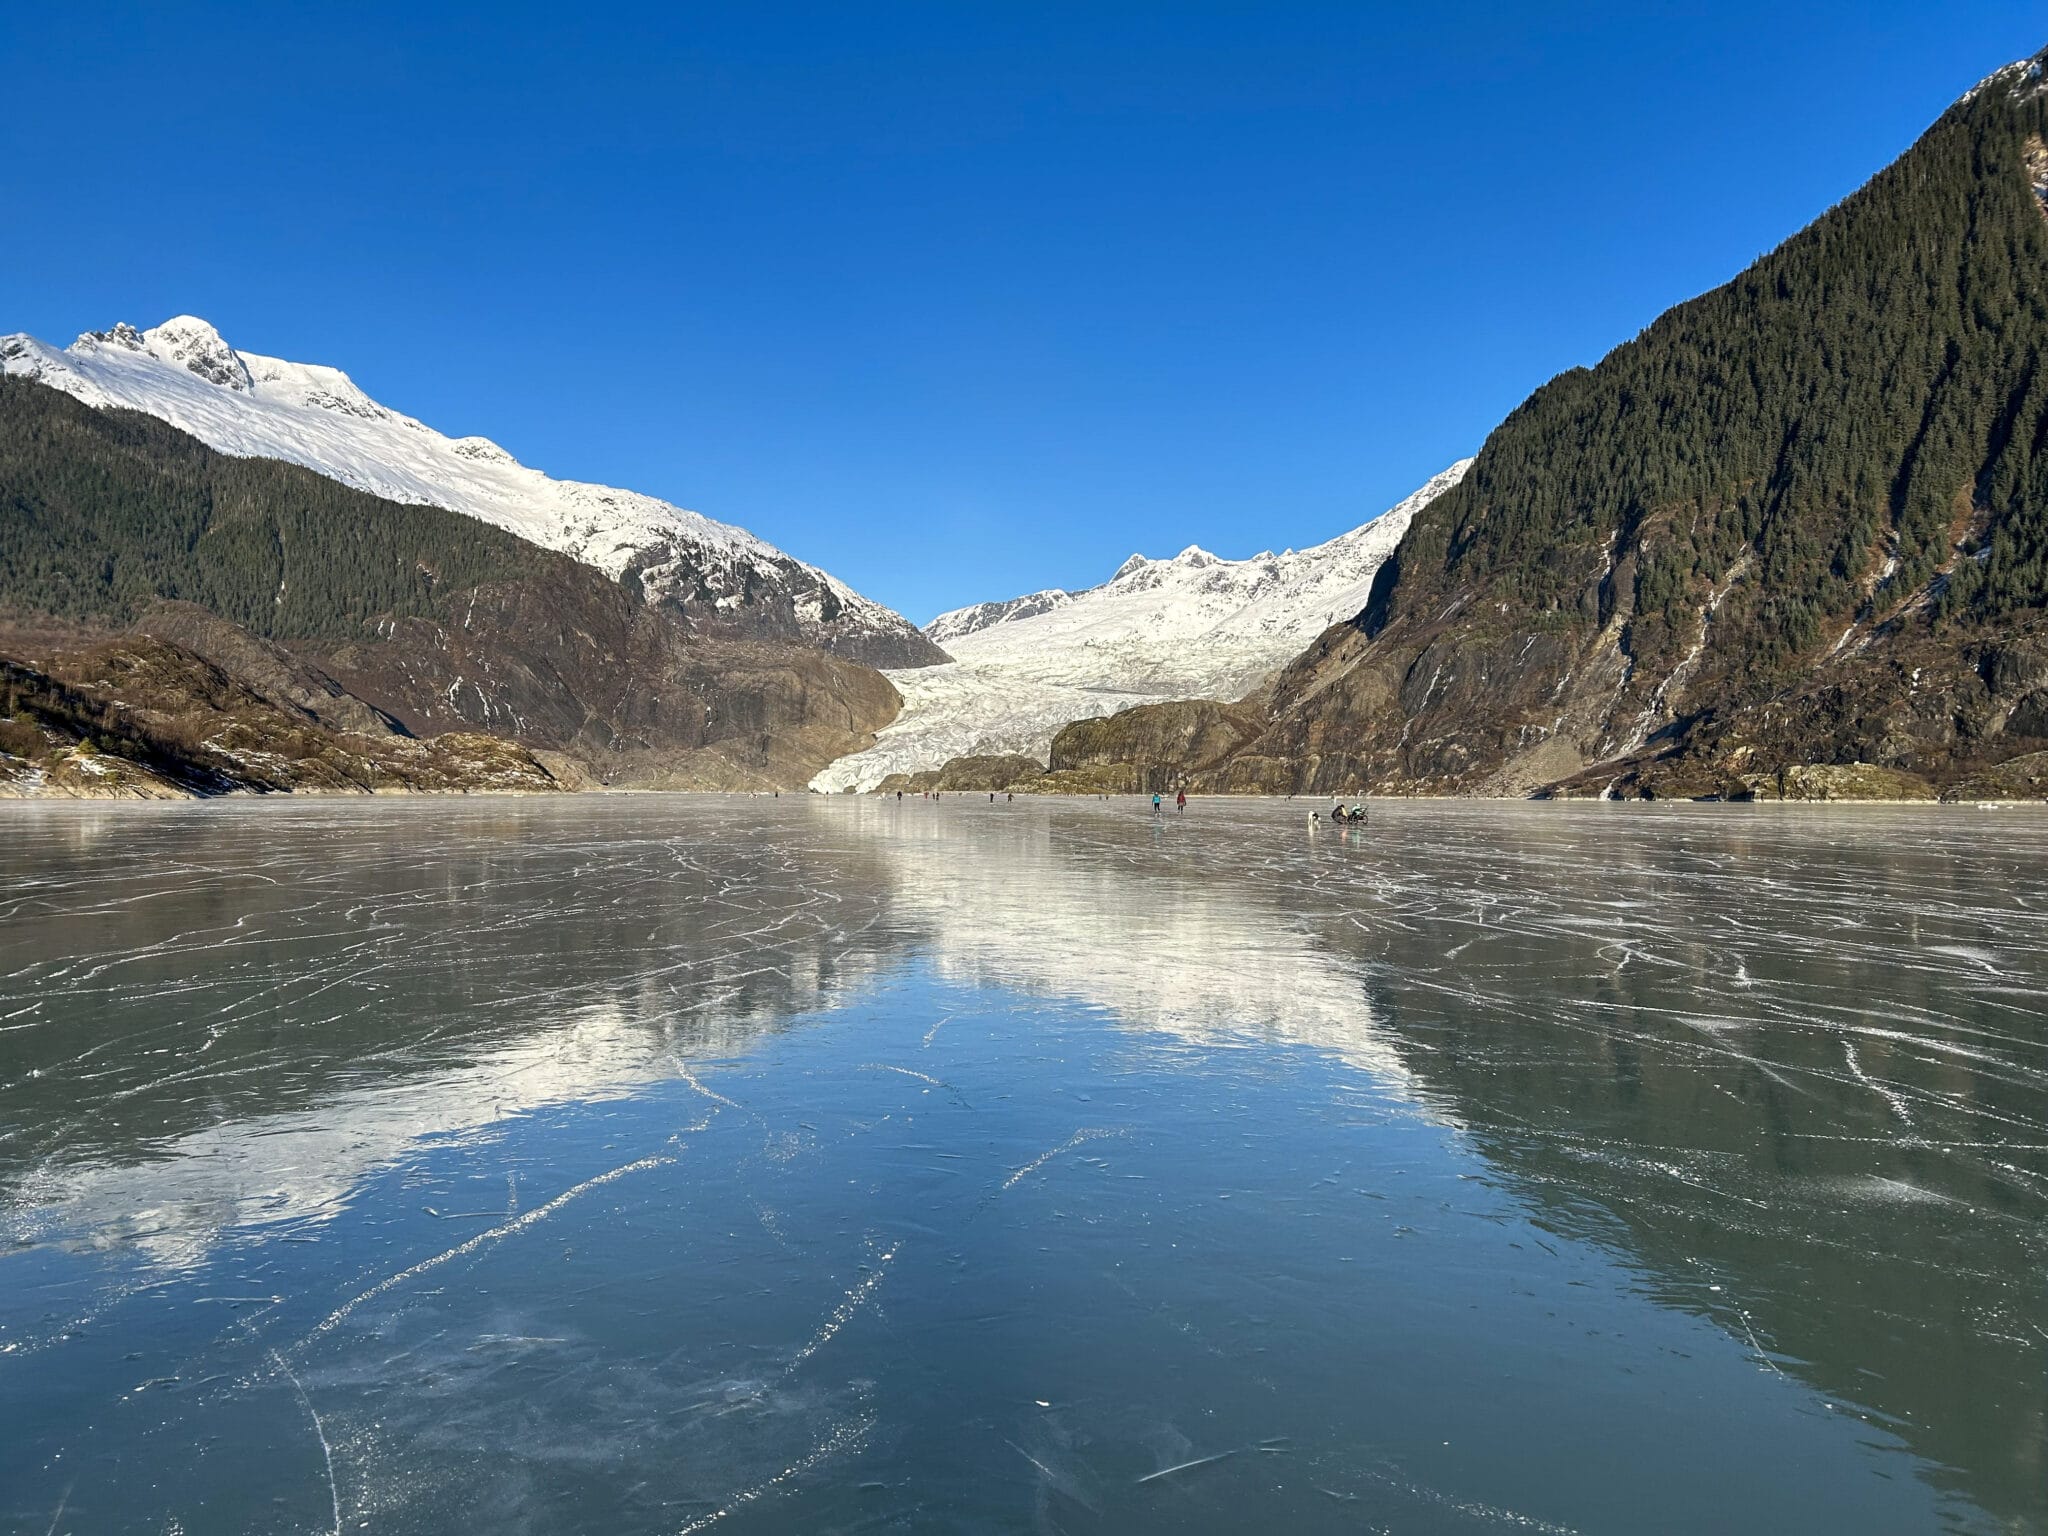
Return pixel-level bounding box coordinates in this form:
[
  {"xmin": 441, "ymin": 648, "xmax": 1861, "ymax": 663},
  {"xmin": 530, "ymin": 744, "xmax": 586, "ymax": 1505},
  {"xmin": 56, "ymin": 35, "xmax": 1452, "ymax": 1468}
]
[
  {"xmin": 0, "ymin": 796, "xmax": 2043, "ymax": 1536},
  {"xmin": 851, "ymin": 800, "xmax": 1423, "ymax": 1092},
  {"xmin": 0, "ymin": 805, "xmax": 899, "ymax": 1272}
]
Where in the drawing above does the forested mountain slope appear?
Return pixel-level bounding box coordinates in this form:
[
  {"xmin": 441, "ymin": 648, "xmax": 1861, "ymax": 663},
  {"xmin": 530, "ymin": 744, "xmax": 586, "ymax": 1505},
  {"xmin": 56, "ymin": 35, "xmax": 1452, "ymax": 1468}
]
[
  {"xmin": 0, "ymin": 316, "xmax": 945, "ymax": 667},
  {"xmin": 0, "ymin": 378, "xmax": 899, "ymax": 792},
  {"xmin": 1051, "ymin": 49, "xmax": 2048, "ymax": 801}
]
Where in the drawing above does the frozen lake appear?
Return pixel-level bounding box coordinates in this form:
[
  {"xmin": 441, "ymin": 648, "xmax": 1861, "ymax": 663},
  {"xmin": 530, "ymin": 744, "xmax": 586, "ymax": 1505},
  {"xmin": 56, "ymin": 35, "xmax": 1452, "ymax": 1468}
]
[{"xmin": 1, "ymin": 796, "xmax": 2044, "ymax": 1534}]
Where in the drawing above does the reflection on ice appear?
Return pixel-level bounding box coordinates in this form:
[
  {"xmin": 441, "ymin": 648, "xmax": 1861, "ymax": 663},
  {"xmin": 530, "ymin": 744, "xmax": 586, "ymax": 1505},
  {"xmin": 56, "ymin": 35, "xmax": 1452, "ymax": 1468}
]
[
  {"xmin": 0, "ymin": 796, "xmax": 2043, "ymax": 1535},
  {"xmin": 857, "ymin": 803, "xmax": 1426, "ymax": 1095},
  {"xmin": 14, "ymin": 1003, "xmax": 673, "ymax": 1273}
]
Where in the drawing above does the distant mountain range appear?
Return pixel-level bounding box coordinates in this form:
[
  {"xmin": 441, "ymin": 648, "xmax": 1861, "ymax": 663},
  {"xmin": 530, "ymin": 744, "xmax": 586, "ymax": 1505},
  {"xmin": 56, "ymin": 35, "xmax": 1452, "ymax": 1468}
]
[{"xmin": 811, "ymin": 464, "xmax": 1469, "ymax": 791}]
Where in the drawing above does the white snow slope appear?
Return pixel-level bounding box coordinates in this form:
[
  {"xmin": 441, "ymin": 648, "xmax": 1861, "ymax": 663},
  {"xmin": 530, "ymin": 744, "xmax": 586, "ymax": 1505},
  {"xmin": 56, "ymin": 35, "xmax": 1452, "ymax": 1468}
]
[
  {"xmin": 0, "ymin": 317, "xmax": 934, "ymax": 662},
  {"xmin": 811, "ymin": 460, "xmax": 1472, "ymax": 791}
]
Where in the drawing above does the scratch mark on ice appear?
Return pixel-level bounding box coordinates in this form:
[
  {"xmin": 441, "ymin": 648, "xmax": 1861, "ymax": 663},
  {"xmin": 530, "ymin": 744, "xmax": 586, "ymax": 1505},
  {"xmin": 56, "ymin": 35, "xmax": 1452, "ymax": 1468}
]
[
  {"xmin": 674, "ymin": 1409, "xmax": 874, "ymax": 1534},
  {"xmin": 306, "ymin": 1153, "xmax": 674, "ymax": 1341},
  {"xmin": 1842, "ymin": 1042, "xmax": 1916, "ymax": 1126},
  {"xmin": 1354, "ymin": 1464, "xmax": 1580, "ymax": 1533},
  {"xmin": 1001, "ymin": 1128, "xmax": 1124, "ymax": 1192},
  {"xmin": 1135, "ymin": 1448, "xmax": 1241, "ymax": 1484},
  {"xmin": 269, "ymin": 1349, "xmax": 341, "ymax": 1536},
  {"xmin": 1734, "ymin": 1307, "xmax": 1791, "ymax": 1380},
  {"xmin": 785, "ymin": 1242, "xmax": 901, "ymax": 1375},
  {"xmin": 43, "ymin": 1481, "xmax": 74, "ymax": 1536},
  {"xmin": 675, "ymin": 1058, "xmax": 742, "ymax": 1111}
]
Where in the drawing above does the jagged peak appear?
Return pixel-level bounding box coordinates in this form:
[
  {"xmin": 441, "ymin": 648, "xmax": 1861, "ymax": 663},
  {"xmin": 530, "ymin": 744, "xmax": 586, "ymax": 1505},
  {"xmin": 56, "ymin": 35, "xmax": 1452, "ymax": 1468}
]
[
  {"xmin": 73, "ymin": 315, "xmax": 255, "ymax": 391},
  {"xmin": 1112, "ymin": 553, "xmax": 1151, "ymax": 579},
  {"xmin": 75, "ymin": 321, "xmax": 148, "ymax": 353}
]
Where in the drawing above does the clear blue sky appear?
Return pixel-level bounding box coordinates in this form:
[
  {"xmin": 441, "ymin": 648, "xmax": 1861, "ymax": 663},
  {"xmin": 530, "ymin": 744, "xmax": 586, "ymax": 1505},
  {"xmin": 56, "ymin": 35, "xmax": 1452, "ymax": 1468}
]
[{"xmin": 5, "ymin": 3, "xmax": 2044, "ymax": 622}]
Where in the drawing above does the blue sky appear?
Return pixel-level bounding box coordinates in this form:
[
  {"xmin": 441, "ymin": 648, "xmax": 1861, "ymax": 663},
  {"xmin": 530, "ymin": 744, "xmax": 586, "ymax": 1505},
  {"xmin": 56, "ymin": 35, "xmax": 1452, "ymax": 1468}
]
[{"xmin": 6, "ymin": 3, "xmax": 2045, "ymax": 622}]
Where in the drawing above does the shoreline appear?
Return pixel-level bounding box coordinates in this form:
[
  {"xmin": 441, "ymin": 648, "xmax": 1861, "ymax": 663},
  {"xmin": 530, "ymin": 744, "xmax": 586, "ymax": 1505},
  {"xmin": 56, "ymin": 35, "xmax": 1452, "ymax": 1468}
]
[{"xmin": 6, "ymin": 785, "xmax": 2045, "ymax": 809}]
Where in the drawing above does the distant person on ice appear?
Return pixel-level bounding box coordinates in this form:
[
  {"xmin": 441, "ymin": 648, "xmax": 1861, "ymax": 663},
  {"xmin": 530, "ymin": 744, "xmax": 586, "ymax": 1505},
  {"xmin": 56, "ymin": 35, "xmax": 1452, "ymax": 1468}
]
[
  {"xmin": 1152, "ymin": 792, "xmax": 1162, "ymax": 812},
  {"xmin": 1176, "ymin": 789, "xmax": 1187, "ymax": 813}
]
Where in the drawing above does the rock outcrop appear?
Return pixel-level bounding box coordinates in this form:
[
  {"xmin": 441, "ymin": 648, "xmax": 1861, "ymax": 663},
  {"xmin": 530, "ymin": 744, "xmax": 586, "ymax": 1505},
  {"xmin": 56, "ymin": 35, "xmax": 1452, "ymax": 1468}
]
[{"xmin": 0, "ymin": 642, "xmax": 565, "ymax": 798}]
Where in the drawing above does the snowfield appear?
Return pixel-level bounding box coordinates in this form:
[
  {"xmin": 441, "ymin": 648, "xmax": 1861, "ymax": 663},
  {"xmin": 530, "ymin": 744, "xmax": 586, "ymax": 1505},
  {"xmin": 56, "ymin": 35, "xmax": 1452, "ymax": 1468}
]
[
  {"xmin": 811, "ymin": 460, "xmax": 1471, "ymax": 791},
  {"xmin": 0, "ymin": 317, "xmax": 931, "ymax": 659}
]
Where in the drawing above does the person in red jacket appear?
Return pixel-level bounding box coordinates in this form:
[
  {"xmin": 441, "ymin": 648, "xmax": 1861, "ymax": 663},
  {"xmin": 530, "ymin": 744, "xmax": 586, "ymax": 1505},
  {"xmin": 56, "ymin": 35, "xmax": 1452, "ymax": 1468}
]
[{"xmin": 1176, "ymin": 789, "xmax": 1187, "ymax": 813}]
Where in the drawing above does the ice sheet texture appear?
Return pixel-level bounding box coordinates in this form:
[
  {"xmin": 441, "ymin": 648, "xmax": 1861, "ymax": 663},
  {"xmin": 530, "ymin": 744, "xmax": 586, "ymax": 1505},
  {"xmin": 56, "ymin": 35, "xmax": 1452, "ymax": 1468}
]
[{"xmin": 1, "ymin": 797, "xmax": 2044, "ymax": 1534}]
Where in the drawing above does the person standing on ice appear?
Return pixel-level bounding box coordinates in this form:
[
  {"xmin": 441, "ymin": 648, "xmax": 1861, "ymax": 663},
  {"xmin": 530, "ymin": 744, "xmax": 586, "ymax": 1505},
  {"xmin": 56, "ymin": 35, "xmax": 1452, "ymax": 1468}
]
[
  {"xmin": 1176, "ymin": 789, "xmax": 1187, "ymax": 813},
  {"xmin": 1152, "ymin": 792, "xmax": 1162, "ymax": 813}
]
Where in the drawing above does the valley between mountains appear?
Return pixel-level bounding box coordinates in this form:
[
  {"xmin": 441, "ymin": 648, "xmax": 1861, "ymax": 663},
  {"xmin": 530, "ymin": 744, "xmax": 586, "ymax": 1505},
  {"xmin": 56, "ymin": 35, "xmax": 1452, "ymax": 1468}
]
[{"xmin": 10, "ymin": 44, "xmax": 2048, "ymax": 802}]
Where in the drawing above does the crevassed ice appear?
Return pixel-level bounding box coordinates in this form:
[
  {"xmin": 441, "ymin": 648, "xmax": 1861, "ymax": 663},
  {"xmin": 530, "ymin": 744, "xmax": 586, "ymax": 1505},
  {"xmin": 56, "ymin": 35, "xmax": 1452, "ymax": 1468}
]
[{"xmin": 812, "ymin": 459, "xmax": 1472, "ymax": 791}]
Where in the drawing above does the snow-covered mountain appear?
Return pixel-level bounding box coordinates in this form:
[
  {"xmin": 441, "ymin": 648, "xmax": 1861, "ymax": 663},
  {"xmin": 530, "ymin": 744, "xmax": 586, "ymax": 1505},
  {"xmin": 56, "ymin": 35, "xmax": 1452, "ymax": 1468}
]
[
  {"xmin": 811, "ymin": 460, "xmax": 1472, "ymax": 791},
  {"xmin": 0, "ymin": 317, "xmax": 943, "ymax": 666}
]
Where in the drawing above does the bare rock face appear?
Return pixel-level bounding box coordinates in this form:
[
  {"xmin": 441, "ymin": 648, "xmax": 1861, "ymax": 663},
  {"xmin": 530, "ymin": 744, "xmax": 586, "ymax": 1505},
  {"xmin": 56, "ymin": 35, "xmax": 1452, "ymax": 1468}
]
[
  {"xmin": 132, "ymin": 601, "xmax": 407, "ymax": 738},
  {"xmin": 0, "ymin": 641, "xmax": 565, "ymax": 798},
  {"xmin": 932, "ymin": 753, "xmax": 1045, "ymax": 791},
  {"xmin": 121, "ymin": 578, "xmax": 904, "ymax": 793},
  {"xmin": 871, "ymin": 754, "xmax": 1046, "ymax": 795},
  {"xmin": 1947, "ymin": 750, "xmax": 2048, "ymax": 800},
  {"xmin": 300, "ymin": 566, "xmax": 900, "ymax": 790},
  {"xmin": 1763, "ymin": 764, "xmax": 1942, "ymax": 802},
  {"xmin": 1047, "ymin": 700, "xmax": 1268, "ymax": 793}
]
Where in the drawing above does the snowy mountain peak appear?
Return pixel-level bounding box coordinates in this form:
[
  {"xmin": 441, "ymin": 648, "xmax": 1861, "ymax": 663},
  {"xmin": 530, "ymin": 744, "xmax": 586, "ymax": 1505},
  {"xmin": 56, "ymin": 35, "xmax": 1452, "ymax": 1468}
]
[
  {"xmin": 3, "ymin": 315, "xmax": 941, "ymax": 666},
  {"xmin": 146, "ymin": 316, "xmax": 253, "ymax": 390},
  {"xmin": 1102, "ymin": 545, "xmax": 1222, "ymax": 587},
  {"xmin": 925, "ymin": 588, "xmax": 1074, "ymax": 645},
  {"xmin": 75, "ymin": 315, "xmax": 253, "ymax": 391}
]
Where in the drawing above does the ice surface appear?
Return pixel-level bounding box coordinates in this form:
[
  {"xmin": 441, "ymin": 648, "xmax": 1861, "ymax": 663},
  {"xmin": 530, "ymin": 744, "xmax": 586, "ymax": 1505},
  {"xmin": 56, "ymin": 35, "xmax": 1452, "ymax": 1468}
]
[{"xmin": 1, "ymin": 797, "xmax": 2044, "ymax": 1534}]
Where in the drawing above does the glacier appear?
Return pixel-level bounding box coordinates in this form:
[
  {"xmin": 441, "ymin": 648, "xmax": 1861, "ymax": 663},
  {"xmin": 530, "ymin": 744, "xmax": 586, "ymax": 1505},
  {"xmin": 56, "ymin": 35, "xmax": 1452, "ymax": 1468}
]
[
  {"xmin": 810, "ymin": 459, "xmax": 1472, "ymax": 791},
  {"xmin": 0, "ymin": 317, "xmax": 937, "ymax": 663}
]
